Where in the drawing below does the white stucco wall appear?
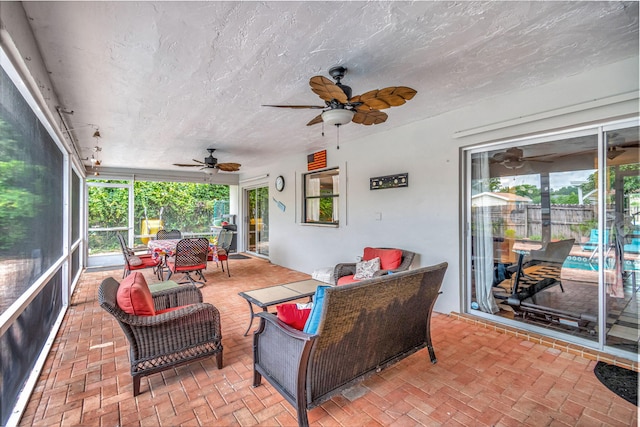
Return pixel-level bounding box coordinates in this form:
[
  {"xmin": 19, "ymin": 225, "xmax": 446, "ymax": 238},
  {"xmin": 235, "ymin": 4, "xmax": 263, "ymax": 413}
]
[{"xmin": 263, "ymin": 57, "xmax": 639, "ymax": 315}]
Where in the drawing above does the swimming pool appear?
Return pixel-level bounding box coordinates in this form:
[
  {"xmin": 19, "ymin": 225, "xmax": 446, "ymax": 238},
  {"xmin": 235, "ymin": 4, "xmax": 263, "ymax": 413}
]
[{"xmin": 563, "ymin": 255, "xmax": 640, "ymax": 271}]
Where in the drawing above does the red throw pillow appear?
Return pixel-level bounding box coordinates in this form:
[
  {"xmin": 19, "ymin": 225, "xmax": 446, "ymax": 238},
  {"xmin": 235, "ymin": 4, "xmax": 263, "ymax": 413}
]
[
  {"xmin": 276, "ymin": 303, "xmax": 312, "ymax": 330},
  {"xmin": 363, "ymin": 247, "xmax": 403, "ymax": 270},
  {"xmin": 116, "ymin": 272, "xmax": 156, "ymax": 316}
]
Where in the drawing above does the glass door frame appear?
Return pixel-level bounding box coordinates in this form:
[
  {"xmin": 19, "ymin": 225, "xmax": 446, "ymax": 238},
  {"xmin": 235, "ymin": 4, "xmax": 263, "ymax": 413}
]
[
  {"xmin": 462, "ymin": 117, "xmax": 639, "ymax": 360},
  {"xmin": 243, "ymin": 184, "xmax": 270, "ymax": 258}
]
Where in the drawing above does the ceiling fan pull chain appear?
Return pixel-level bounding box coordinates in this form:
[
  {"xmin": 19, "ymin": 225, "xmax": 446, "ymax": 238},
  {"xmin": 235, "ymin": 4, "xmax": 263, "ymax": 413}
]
[{"xmin": 336, "ymin": 124, "xmax": 341, "ymax": 150}]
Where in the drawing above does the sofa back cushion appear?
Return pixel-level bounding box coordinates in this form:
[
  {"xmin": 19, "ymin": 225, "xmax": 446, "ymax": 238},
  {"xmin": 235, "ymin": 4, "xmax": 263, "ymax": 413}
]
[
  {"xmin": 116, "ymin": 272, "xmax": 156, "ymax": 316},
  {"xmin": 363, "ymin": 247, "xmax": 403, "ymax": 270}
]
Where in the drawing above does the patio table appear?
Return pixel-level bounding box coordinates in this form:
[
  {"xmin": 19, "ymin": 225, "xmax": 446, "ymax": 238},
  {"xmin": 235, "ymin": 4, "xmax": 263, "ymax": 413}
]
[{"xmin": 148, "ymin": 238, "xmax": 218, "ymax": 262}]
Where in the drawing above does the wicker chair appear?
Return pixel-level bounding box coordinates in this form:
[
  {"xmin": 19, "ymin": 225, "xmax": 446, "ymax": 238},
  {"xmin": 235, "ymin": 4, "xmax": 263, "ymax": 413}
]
[
  {"xmin": 333, "ymin": 247, "xmax": 416, "ymax": 285},
  {"xmin": 98, "ymin": 276, "xmax": 223, "ymax": 396},
  {"xmin": 157, "ymin": 229, "xmax": 182, "ymax": 239}
]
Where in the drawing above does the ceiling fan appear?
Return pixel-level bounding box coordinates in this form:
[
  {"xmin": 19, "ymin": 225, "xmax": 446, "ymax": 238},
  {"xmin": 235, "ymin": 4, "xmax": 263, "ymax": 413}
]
[
  {"xmin": 490, "ymin": 147, "xmax": 552, "ymax": 169},
  {"xmin": 263, "ymin": 66, "xmax": 417, "ymax": 127},
  {"xmin": 173, "ymin": 148, "xmax": 241, "ymax": 172}
]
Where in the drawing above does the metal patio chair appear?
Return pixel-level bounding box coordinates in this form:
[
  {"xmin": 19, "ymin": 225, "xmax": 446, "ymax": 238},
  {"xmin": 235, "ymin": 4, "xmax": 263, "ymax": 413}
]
[
  {"xmin": 156, "ymin": 229, "xmax": 182, "ymax": 239},
  {"xmin": 166, "ymin": 238, "xmax": 209, "ymax": 285},
  {"xmin": 117, "ymin": 233, "xmax": 162, "ymax": 279}
]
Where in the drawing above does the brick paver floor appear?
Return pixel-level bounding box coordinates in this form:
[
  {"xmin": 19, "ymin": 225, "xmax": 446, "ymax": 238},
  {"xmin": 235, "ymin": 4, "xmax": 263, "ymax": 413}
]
[{"xmin": 18, "ymin": 256, "xmax": 638, "ymax": 426}]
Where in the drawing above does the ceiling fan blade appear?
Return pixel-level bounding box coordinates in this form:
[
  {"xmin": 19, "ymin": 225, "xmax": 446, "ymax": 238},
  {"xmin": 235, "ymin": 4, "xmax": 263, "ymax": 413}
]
[
  {"xmin": 352, "ymin": 110, "xmax": 388, "ymax": 125},
  {"xmin": 216, "ymin": 162, "xmax": 241, "ymax": 172},
  {"xmin": 351, "ymin": 86, "xmax": 417, "ymax": 110},
  {"xmin": 306, "ymin": 114, "xmax": 323, "ymax": 126},
  {"xmin": 173, "ymin": 163, "xmax": 202, "ymax": 167},
  {"xmin": 310, "ymin": 76, "xmax": 348, "ymax": 104},
  {"xmin": 262, "ymin": 104, "xmax": 325, "ymax": 109}
]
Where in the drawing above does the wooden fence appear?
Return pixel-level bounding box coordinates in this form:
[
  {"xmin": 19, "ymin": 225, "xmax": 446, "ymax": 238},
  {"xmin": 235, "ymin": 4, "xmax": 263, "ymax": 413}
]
[{"xmin": 475, "ymin": 204, "xmax": 598, "ymax": 241}]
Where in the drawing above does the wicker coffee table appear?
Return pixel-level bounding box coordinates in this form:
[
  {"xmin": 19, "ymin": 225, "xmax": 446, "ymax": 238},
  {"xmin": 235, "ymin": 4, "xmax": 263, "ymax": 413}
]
[{"xmin": 238, "ymin": 279, "xmax": 328, "ymax": 336}]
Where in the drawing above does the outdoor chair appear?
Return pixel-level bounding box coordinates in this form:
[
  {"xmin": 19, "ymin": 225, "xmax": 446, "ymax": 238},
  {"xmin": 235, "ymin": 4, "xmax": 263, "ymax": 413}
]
[
  {"xmin": 156, "ymin": 229, "xmax": 182, "ymax": 239},
  {"xmin": 333, "ymin": 247, "xmax": 416, "ymax": 285},
  {"xmin": 494, "ymin": 238, "xmax": 575, "ymax": 302},
  {"xmin": 117, "ymin": 233, "xmax": 162, "ymax": 279},
  {"xmin": 581, "ymin": 229, "xmax": 610, "ymax": 252},
  {"xmin": 98, "ymin": 273, "xmax": 223, "ymax": 396},
  {"xmin": 166, "ymin": 237, "xmax": 209, "ymax": 285},
  {"xmin": 216, "ymin": 229, "xmax": 233, "ymax": 277}
]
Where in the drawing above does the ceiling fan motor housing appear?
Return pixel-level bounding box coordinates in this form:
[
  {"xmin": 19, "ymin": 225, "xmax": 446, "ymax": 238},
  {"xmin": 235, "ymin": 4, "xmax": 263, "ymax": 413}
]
[{"xmin": 205, "ymin": 156, "xmax": 217, "ymax": 167}]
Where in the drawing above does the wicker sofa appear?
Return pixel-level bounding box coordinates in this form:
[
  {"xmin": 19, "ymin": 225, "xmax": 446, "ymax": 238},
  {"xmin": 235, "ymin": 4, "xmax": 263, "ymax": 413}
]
[
  {"xmin": 253, "ymin": 262, "xmax": 448, "ymax": 427},
  {"xmin": 332, "ymin": 247, "xmax": 416, "ymax": 285}
]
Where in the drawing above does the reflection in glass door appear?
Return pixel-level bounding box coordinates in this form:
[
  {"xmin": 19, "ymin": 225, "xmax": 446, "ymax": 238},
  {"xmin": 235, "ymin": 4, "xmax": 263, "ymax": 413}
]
[
  {"xmin": 469, "ymin": 131, "xmax": 600, "ymax": 341},
  {"xmin": 467, "ymin": 121, "xmax": 639, "ymax": 360},
  {"xmin": 246, "ymin": 186, "xmax": 269, "ymax": 256},
  {"xmin": 604, "ymin": 126, "xmax": 639, "ymax": 352}
]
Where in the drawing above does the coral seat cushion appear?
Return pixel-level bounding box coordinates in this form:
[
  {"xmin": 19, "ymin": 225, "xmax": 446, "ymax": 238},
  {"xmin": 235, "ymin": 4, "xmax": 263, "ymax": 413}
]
[
  {"xmin": 337, "ymin": 275, "xmax": 360, "ymax": 285},
  {"xmin": 116, "ymin": 272, "xmax": 156, "ymax": 316},
  {"xmin": 363, "ymin": 247, "xmax": 402, "ymax": 270},
  {"xmin": 276, "ymin": 304, "xmax": 312, "ymax": 330},
  {"xmin": 156, "ymin": 305, "xmax": 191, "ymax": 315}
]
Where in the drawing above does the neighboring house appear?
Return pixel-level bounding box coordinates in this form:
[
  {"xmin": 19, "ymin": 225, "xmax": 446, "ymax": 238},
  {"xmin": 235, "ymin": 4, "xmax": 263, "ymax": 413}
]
[{"xmin": 471, "ymin": 192, "xmax": 532, "ymax": 208}]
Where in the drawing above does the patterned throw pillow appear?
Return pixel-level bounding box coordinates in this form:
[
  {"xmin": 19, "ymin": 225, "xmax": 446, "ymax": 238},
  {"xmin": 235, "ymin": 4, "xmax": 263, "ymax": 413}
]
[{"xmin": 353, "ymin": 257, "xmax": 380, "ymax": 280}]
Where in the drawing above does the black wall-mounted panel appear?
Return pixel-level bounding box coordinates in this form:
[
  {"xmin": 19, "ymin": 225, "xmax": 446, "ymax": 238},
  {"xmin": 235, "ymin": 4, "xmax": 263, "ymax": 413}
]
[{"xmin": 370, "ymin": 173, "xmax": 409, "ymax": 190}]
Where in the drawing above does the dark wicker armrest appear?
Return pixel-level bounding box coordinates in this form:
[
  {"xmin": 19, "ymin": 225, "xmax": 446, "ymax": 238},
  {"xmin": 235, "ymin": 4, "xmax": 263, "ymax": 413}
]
[
  {"xmin": 253, "ymin": 312, "xmax": 316, "ymax": 394},
  {"xmin": 126, "ymin": 303, "xmax": 222, "ymax": 357},
  {"xmin": 127, "ymin": 303, "xmax": 219, "ymax": 326},
  {"xmin": 152, "ymin": 284, "xmax": 203, "ymax": 311},
  {"xmin": 373, "ymin": 269, "xmax": 390, "ymax": 277},
  {"xmin": 333, "ymin": 263, "xmax": 357, "ymax": 284}
]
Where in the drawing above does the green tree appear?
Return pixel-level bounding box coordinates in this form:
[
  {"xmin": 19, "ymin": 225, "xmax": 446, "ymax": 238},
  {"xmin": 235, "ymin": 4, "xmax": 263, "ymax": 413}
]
[{"xmin": 0, "ymin": 118, "xmax": 46, "ymax": 252}]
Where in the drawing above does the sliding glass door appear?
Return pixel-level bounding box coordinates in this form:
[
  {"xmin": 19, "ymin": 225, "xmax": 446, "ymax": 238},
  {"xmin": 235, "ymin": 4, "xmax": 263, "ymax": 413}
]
[
  {"xmin": 465, "ymin": 119, "xmax": 638, "ymax": 358},
  {"xmin": 246, "ymin": 186, "xmax": 269, "ymax": 256}
]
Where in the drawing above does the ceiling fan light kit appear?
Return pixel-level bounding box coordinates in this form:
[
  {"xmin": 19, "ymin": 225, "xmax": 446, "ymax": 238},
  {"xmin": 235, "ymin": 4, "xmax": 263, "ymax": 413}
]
[{"xmin": 321, "ymin": 108, "xmax": 355, "ymax": 126}]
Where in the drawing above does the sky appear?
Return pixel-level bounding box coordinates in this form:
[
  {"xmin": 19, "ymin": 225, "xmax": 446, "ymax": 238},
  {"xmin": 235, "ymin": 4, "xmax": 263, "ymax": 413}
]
[{"xmin": 500, "ymin": 169, "xmax": 596, "ymax": 191}]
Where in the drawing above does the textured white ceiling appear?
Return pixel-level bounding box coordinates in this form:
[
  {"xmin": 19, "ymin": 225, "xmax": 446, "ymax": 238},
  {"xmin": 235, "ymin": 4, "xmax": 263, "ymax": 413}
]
[{"xmin": 21, "ymin": 1, "xmax": 639, "ymax": 176}]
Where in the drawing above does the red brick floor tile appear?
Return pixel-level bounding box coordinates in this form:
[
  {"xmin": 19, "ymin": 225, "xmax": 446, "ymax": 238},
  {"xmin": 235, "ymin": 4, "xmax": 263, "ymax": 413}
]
[{"xmin": 15, "ymin": 260, "xmax": 639, "ymax": 427}]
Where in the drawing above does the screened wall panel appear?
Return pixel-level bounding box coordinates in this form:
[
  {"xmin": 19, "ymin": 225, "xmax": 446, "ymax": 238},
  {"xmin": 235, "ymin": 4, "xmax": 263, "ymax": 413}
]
[
  {"xmin": 72, "ymin": 246, "xmax": 80, "ymax": 280},
  {"xmin": 0, "ymin": 58, "xmax": 67, "ymax": 425},
  {"xmin": 0, "ymin": 269, "xmax": 64, "ymax": 425},
  {"xmin": 72, "ymin": 170, "xmax": 81, "ymax": 243},
  {"xmin": 0, "ymin": 66, "xmax": 64, "ymax": 313}
]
